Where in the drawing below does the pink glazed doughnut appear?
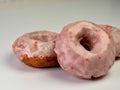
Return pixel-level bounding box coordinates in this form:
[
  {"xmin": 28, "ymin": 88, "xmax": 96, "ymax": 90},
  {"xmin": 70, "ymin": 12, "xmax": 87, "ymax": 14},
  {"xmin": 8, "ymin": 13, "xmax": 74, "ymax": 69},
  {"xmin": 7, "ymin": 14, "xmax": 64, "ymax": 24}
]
[
  {"xmin": 12, "ymin": 30, "xmax": 59, "ymax": 67},
  {"xmin": 54, "ymin": 21, "xmax": 116, "ymax": 79},
  {"xmin": 100, "ymin": 25, "xmax": 120, "ymax": 58}
]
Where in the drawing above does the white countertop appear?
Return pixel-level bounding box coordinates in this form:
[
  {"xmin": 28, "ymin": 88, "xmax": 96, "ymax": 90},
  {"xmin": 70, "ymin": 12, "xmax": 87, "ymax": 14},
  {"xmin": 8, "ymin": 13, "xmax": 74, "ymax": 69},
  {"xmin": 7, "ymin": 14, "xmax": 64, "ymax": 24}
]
[{"xmin": 0, "ymin": 0, "xmax": 120, "ymax": 90}]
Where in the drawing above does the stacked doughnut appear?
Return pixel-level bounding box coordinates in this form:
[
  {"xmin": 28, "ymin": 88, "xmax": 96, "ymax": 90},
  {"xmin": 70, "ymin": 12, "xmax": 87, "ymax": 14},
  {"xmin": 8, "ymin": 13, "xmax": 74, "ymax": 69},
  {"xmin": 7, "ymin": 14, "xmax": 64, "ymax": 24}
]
[{"xmin": 12, "ymin": 21, "xmax": 120, "ymax": 79}]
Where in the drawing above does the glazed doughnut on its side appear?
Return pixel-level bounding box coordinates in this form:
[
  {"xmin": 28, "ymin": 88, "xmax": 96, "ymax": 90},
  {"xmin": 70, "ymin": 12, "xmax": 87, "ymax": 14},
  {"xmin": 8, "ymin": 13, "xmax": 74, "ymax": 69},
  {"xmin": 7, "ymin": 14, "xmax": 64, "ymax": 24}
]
[
  {"xmin": 12, "ymin": 30, "xmax": 59, "ymax": 67},
  {"xmin": 54, "ymin": 21, "xmax": 116, "ymax": 79}
]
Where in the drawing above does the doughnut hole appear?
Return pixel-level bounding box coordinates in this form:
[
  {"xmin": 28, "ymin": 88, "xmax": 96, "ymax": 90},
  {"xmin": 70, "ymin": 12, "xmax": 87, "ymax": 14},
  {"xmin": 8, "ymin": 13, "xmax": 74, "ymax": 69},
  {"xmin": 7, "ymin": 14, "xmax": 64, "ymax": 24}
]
[
  {"xmin": 30, "ymin": 34, "xmax": 49, "ymax": 42},
  {"xmin": 30, "ymin": 31, "xmax": 56, "ymax": 42},
  {"xmin": 80, "ymin": 36, "xmax": 93, "ymax": 51},
  {"xmin": 77, "ymin": 28, "xmax": 99, "ymax": 52}
]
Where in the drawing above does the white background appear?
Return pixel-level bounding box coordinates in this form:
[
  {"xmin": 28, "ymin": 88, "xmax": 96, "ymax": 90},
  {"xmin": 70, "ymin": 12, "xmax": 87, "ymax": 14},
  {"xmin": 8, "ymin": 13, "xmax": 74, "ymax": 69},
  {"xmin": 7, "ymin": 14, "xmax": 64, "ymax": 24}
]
[{"xmin": 0, "ymin": 0, "xmax": 120, "ymax": 90}]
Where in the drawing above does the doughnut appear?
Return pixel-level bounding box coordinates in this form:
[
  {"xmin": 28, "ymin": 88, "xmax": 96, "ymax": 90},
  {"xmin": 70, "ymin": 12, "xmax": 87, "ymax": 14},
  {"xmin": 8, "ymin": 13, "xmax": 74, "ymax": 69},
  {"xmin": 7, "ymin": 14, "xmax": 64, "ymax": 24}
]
[
  {"xmin": 12, "ymin": 30, "xmax": 59, "ymax": 67},
  {"xmin": 54, "ymin": 21, "xmax": 116, "ymax": 79},
  {"xmin": 100, "ymin": 25, "xmax": 120, "ymax": 58}
]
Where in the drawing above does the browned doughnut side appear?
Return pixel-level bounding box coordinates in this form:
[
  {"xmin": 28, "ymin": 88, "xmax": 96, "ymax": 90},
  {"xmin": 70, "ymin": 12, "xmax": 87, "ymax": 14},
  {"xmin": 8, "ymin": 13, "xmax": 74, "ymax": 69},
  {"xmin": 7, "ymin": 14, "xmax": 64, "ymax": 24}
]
[{"xmin": 22, "ymin": 55, "xmax": 59, "ymax": 68}]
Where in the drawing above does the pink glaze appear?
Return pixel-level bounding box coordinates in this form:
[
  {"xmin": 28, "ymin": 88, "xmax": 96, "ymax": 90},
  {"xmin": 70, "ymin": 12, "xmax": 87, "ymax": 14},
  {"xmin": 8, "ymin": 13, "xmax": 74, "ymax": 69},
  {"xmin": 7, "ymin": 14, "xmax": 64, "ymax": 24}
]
[
  {"xmin": 100, "ymin": 25, "xmax": 120, "ymax": 57},
  {"xmin": 13, "ymin": 31, "xmax": 57, "ymax": 60},
  {"xmin": 54, "ymin": 21, "xmax": 116, "ymax": 79}
]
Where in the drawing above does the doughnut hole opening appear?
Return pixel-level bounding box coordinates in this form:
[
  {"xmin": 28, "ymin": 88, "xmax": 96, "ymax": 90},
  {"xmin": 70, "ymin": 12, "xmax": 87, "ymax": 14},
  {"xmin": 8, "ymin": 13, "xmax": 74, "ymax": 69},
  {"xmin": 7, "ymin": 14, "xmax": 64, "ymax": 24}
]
[
  {"xmin": 30, "ymin": 34, "xmax": 49, "ymax": 42},
  {"xmin": 78, "ymin": 28, "xmax": 99, "ymax": 52},
  {"xmin": 80, "ymin": 36, "xmax": 93, "ymax": 51},
  {"xmin": 30, "ymin": 32, "xmax": 57, "ymax": 42}
]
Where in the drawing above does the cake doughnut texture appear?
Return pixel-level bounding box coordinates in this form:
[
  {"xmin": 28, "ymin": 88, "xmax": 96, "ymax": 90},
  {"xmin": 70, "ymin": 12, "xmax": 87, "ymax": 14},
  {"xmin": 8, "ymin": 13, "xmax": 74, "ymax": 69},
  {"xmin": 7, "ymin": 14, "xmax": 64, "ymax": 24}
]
[
  {"xmin": 12, "ymin": 30, "xmax": 59, "ymax": 67},
  {"xmin": 54, "ymin": 21, "xmax": 116, "ymax": 79},
  {"xmin": 100, "ymin": 25, "xmax": 120, "ymax": 58}
]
